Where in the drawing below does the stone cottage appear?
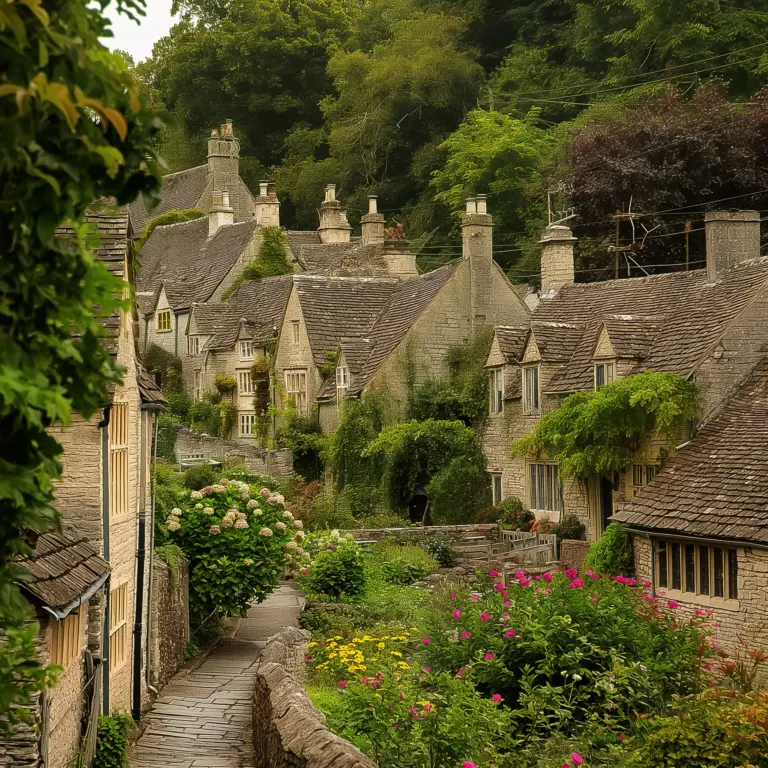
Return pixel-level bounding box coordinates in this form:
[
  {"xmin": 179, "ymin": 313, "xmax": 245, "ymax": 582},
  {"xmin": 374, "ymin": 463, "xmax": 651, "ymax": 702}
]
[
  {"xmin": 273, "ymin": 197, "xmax": 531, "ymax": 432},
  {"xmin": 614, "ymin": 357, "xmax": 768, "ymax": 653},
  {"xmin": 2, "ymin": 211, "xmax": 167, "ymax": 768},
  {"xmin": 483, "ymin": 211, "xmax": 768, "ymax": 541}
]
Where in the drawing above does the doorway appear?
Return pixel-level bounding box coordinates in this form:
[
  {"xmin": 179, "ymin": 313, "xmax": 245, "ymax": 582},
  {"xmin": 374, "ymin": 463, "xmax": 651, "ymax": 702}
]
[{"xmin": 599, "ymin": 475, "xmax": 614, "ymax": 536}]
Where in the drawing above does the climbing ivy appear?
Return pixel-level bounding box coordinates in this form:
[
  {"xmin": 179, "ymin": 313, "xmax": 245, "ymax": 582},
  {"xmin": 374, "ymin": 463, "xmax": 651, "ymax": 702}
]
[
  {"xmin": 273, "ymin": 401, "xmax": 324, "ymax": 480},
  {"xmin": 222, "ymin": 226, "xmax": 293, "ymax": 299},
  {"xmin": 144, "ymin": 343, "xmax": 183, "ymax": 391},
  {"xmin": 190, "ymin": 394, "xmax": 238, "ymax": 438},
  {"xmin": 512, "ymin": 372, "xmax": 699, "ymax": 479},
  {"xmin": 137, "ymin": 208, "xmax": 204, "ymax": 250}
]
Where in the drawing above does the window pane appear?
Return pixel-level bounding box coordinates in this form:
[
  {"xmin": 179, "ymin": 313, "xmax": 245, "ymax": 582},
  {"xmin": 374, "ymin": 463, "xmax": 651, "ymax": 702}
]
[
  {"xmin": 632, "ymin": 465, "xmax": 644, "ymax": 486},
  {"xmin": 596, "ymin": 365, "xmax": 605, "ymax": 388},
  {"xmin": 713, "ymin": 548, "xmax": 724, "ymax": 597},
  {"xmin": 657, "ymin": 541, "xmax": 668, "ymax": 588},
  {"xmin": 546, "ymin": 465, "xmax": 553, "ymax": 511},
  {"xmin": 537, "ymin": 466, "xmax": 545, "ymax": 511},
  {"xmin": 530, "ymin": 465, "xmax": 537, "ymax": 509},
  {"xmin": 699, "ymin": 546, "xmax": 709, "ymax": 595},
  {"xmin": 646, "ymin": 465, "xmax": 657, "ymax": 483},
  {"xmin": 727, "ymin": 550, "xmax": 738, "ymax": 599},
  {"xmin": 554, "ymin": 467, "xmax": 562, "ymax": 512},
  {"xmin": 533, "ymin": 367, "xmax": 539, "ymax": 409},
  {"xmin": 684, "ymin": 544, "xmax": 696, "ymax": 593},
  {"xmin": 606, "ymin": 363, "xmax": 614, "ymax": 384},
  {"xmin": 671, "ymin": 542, "xmax": 681, "ymax": 590}
]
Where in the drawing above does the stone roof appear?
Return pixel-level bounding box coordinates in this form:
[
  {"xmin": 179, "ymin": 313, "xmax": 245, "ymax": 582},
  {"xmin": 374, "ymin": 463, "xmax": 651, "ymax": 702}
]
[
  {"xmin": 138, "ymin": 371, "xmax": 168, "ymax": 408},
  {"xmin": 613, "ymin": 358, "xmax": 768, "ymax": 544},
  {"xmin": 532, "ymin": 260, "xmax": 768, "ymax": 393},
  {"xmin": 286, "ymin": 233, "xmax": 402, "ymax": 277},
  {"xmin": 495, "ymin": 326, "xmax": 530, "ymax": 364},
  {"xmin": 128, "ymin": 165, "xmax": 209, "ymax": 234},
  {"xmin": 14, "ymin": 532, "xmax": 110, "ymax": 618},
  {"xmin": 530, "ymin": 321, "xmax": 585, "ymax": 362},
  {"xmin": 138, "ymin": 218, "xmax": 259, "ymax": 312}
]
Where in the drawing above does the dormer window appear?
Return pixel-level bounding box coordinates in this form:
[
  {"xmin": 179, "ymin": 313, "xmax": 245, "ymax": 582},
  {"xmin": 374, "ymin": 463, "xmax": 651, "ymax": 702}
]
[
  {"xmin": 156, "ymin": 309, "xmax": 171, "ymax": 332},
  {"xmin": 594, "ymin": 361, "xmax": 615, "ymax": 390},
  {"xmin": 489, "ymin": 367, "xmax": 503, "ymax": 414},
  {"xmin": 240, "ymin": 341, "xmax": 253, "ymax": 361},
  {"xmin": 523, "ymin": 365, "xmax": 540, "ymax": 413},
  {"xmin": 336, "ymin": 366, "xmax": 349, "ymax": 390}
]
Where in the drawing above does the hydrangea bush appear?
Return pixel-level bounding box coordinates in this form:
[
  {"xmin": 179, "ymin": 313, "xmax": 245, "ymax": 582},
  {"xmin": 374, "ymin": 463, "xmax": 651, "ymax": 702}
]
[
  {"xmin": 298, "ymin": 531, "xmax": 367, "ymax": 600},
  {"xmin": 167, "ymin": 479, "xmax": 306, "ymax": 623}
]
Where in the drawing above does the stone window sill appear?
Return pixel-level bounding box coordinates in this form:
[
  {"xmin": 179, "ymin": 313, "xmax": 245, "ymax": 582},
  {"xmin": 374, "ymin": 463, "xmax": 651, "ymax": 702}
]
[
  {"xmin": 155, "ymin": 329, "xmax": 172, "ymax": 334},
  {"xmin": 660, "ymin": 588, "xmax": 740, "ymax": 612}
]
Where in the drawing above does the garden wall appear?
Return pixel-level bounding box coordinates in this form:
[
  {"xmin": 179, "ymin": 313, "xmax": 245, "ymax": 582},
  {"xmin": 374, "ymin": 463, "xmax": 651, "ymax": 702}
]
[
  {"xmin": 149, "ymin": 558, "xmax": 190, "ymax": 691},
  {"xmin": 174, "ymin": 428, "xmax": 293, "ymax": 479},
  {"xmin": 342, "ymin": 523, "xmax": 502, "ymax": 544},
  {"xmin": 560, "ymin": 540, "xmax": 591, "ymax": 572},
  {"xmin": 253, "ymin": 627, "xmax": 377, "ymax": 768}
]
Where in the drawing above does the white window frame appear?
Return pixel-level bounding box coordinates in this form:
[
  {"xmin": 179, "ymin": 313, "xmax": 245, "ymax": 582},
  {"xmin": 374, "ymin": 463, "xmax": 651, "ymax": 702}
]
[
  {"xmin": 187, "ymin": 335, "xmax": 200, "ymax": 356},
  {"xmin": 239, "ymin": 413, "xmax": 256, "ymax": 437},
  {"xmin": 285, "ymin": 369, "xmax": 308, "ymax": 415},
  {"xmin": 239, "ymin": 341, "xmax": 254, "ymax": 361},
  {"xmin": 489, "ymin": 367, "xmax": 504, "ymax": 415},
  {"xmin": 291, "ymin": 320, "xmax": 300, "ymax": 344},
  {"xmin": 528, "ymin": 462, "xmax": 562, "ymax": 514},
  {"xmin": 654, "ymin": 538, "xmax": 738, "ymax": 602},
  {"xmin": 109, "ymin": 402, "xmax": 129, "ymax": 521},
  {"xmin": 523, "ymin": 364, "xmax": 540, "ymax": 413},
  {"xmin": 594, "ymin": 361, "xmax": 615, "ymax": 390},
  {"xmin": 491, "ymin": 473, "xmax": 503, "ymax": 506},
  {"xmin": 109, "ymin": 583, "xmax": 129, "ymax": 671},
  {"xmin": 238, "ymin": 370, "xmax": 254, "ymax": 395},
  {"xmin": 156, "ymin": 309, "xmax": 171, "ymax": 332},
  {"xmin": 336, "ymin": 365, "xmax": 349, "ymax": 390}
]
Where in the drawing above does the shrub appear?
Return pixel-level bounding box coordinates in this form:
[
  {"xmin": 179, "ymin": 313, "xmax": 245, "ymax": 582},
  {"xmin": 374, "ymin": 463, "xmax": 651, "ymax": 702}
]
[
  {"xmin": 182, "ymin": 464, "xmax": 218, "ymax": 491},
  {"xmin": 156, "ymin": 414, "xmax": 181, "ymax": 462},
  {"xmin": 94, "ymin": 714, "xmax": 133, "ymax": 768},
  {"xmin": 557, "ymin": 515, "xmax": 587, "ymax": 541},
  {"xmin": 144, "ymin": 343, "xmax": 183, "ymax": 392},
  {"xmin": 478, "ymin": 497, "xmax": 533, "ymax": 530},
  {"xmin": 586, "ymin": 522, "xmax": 635, "ymax": 575},
  {"xmin": 166, "ymin": 479, "xmax": 304, "ymax": 624},
  {"xmin": 377, "ymin": 543, "xmax": 439, "ymax": 586},
  {"xmin": 214, "ymin": 375, "xmax": 237, "ymax": 395},
  {"xmin": 165, "ymin": 389, "xmax": 192, "ymax": 423},
  {"xmin": 276, "ymin": 407, "xmax": 324, "ymax": 481},
  {"xmin": 421, "ymin": 537, "xmax": 458, "ymax": 567},
  {"xmin": 427, "ymin": 454, "xmax": 491, "ymax": 524},
  {"xmin": 190, "ymin": 394, "xmax": 237, "ymax": 438},
  {"xmin": 302, "ymin": 489, "xmax": 357, "ymax": 531},
  {"xmin": 299, "ymin": 534, "xmax": 366, "ymax": 600}
]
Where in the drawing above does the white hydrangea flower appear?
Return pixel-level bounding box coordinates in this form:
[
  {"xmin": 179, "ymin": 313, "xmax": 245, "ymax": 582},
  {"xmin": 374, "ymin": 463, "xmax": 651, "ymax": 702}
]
[
  {"xmin": 243, "ymin": 558, "xmax": 254, "ymax": 566},
  {"xmin": 330, "ymin": 529, "xmax": 341, "ymax": 540},
  {"xmin": 286, "ymin": 541, "xmax": 298, "ymax": 550},
  {"xmin": 219, "ymin": 478, "xmax": 230, "ymax": 486},
  {"xmin": 274, "ymin": 493, "xmax": 285, "ymax": 506},
  {"xmin": 195, "ymin": 503, "xmax": 203, "ymax": 509},
  {"xmin": 293, "ymin": 519, "xmax": 304, "ymax": 529},
  {"xmin": 167, "ymin": 518, "xmax": 181, "ymax": 532},
  {"xmin": 267, "ymin": 495, "xmax": 279, "ymax": 506},
  {"xmin": 209, "ymin": 525, "xmax": 221, "ymax": 535},
  {"xmin": 296, "ymin": 547, "xmax": 306, "ymax": 556},
  {"xmin": 236, "ymin": 512, "xmax": 247, "ymax": 521},
  {"xmin": 295, "ymin": 530, "xmax": 305, "ymax": 540},
  {"xmin": 191, "ymin": 491, "xmax": 203, "ymax": 501},
  {"xmin": 203, "ymin": 507, "xmax": 214, "ymax": 515},
  {"xmin": 247, "ymin": 499, "xmax": 260, "ymax": 509},
  {"xmin": 240, "ymin": 487, "xmax": 251, "ymax": 500},
  {"xmin": 234, "ymin": 519, "xmax": 249, "ymax": 530},
  {"xmin": 260, "ymin": 487, "xmax": 271, "ymax": 498},
  {"xmin": 221, "ymin": 516, "xmax": 234, "ymax": 528},
  {"xmin": 259, "ymin": 527, "xmax": 273, "ymax": 537},
  {"xmin": 171, "ymin": 507, "xmax": 182, "ymax": 516},
  {"xmin": 253, "ymin": 509, "xmax": 263, "ymax": 517},
  {"xmin": 212, "ymin": 484, "xmax": 226, "ymax": 494},
  {"xmin": 275, "ymin": 521, "xmax": 287, "ymax": 531},
  {"xmin": 283, "ymin": 510, "xmax": 294, "ymax": 520},
  {"xmin": 228, "ymin": 507, "xmax": 239, "ymax": 516}
]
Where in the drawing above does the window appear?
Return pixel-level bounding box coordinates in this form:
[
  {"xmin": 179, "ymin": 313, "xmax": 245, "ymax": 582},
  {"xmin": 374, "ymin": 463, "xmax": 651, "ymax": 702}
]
[
  {"xmin": 156, "ymin": 309, "xmax": 171, "ymax": 332},
  {"xmin": 109, "ymin": 583, "xmax": 128, "ymax": 671},
  {"xmin": 194, "ymin": 371, "xmax": 203, "ymax": 402},
  {"xmin": 240, "ymin": 341, "xmax": 254, "ymax": 361},
  {"xmin": 336, "ymin": 366, "xmax": 349, "ymax": 390},
  {"xmin": 594, "ymin": 362, "xmax": 615, "ymax": 390},
  {"xmin": 491, "ymin": 473, "xmax": 503, "ymax": 506},
  {"xmin": 631, "ymin": 464, "xmax": 661, "ymax": 494},
  {"xmin": 240, "ymin": 413, "xmax": 256, "ymax": 436},
  {"xmin": 109, "ymin": 403, "xmax": 129, "ymax": 520},
  {"xmin": 291, "ymin": 320, "xmax": 300, "ymax": 344},
  {"xmin": 529, "ymin": 462, "xmax": 562, "ymax": 513},
  {"xmin": 50, "ymin": 608, "xmax": 84, "ymax": 670},
  {"xmin": 187, "ymin": 335, "xmax": 199, "ymax": 356},
  {"xmin": 285, "ymin": 370, "xmax": 308, "ymax": 414},
  {"xmin": 654, "ymin": 539, "xmax": 738, "ymax": 600},
  {"xmin": 489, "ymin": 367, "xmax": 504, "ymax": 414},
  {"xmin": 523, "ymin": 365, "xmax": 540, "ymax": 413},
  {"xmin": 238, "ymin": 371, "xmax": 253, "ymax": 395}
]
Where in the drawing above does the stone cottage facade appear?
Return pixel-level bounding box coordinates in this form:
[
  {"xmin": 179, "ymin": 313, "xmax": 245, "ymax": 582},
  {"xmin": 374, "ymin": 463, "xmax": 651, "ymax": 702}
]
[
  {"xmin": 482, "ymin": 211, "xmax": 768, "ymax": 542},
  {"xmin": 614, "ymin": 357, "xmax": 768, "ymax": 653}
]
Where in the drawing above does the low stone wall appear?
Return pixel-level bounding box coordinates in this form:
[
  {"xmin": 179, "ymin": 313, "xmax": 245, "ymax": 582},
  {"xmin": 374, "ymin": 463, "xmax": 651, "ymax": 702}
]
[
  {"xmin": 174, "ymin": 428, "xmax": 293, "ymax": 479},
  {"xmin": 150, "ymin": 557, "xmax": 190, "ymax": 691},
  {"xmin": 253, "ymin": 628, "xmax": 376, "ymax": 768},
  {"xmin": 560, "ymin": 539, "xmax": 591, "ymax": 572},
  {"xmin": 343, "ymin": 523, "xmax": 502, "ymax": 544}
]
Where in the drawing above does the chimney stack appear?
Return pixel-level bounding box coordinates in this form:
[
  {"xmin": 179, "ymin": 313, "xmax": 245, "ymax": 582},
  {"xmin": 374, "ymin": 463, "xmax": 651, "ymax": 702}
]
[
  {"xmin": 209, "ymin": 190, "xmax": 234, "ymax": 237},
  {"xmin": 540, "ymin": 224, "xmax": 576, "ymax": 297},
  {"xmin": 705, "ymin": 210, "xmax": 761, "ymax": 282},
  {"xmin": 207, "ymin": 119, "xmax": 239, "ymax": 209},
  {"xmin": 255, "ymin": 179, "xmax": 281, "ymax": 228},
  {"xmin": 361, "ymin": 195, "xmax": 385, "ymax": 245},
  {"xmin": 318, "ymin": 183, "xmax": 351, "ymax": 244},
  {"xmin": 461, "ymin": 195, "xmax": 494, "ymax": 329}
]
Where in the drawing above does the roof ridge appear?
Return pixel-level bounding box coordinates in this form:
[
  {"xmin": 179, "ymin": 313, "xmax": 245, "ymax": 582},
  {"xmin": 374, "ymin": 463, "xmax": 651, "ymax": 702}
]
[{"xmin": 161, "ymin": 164, "xmax": 208, "ymax": 180}]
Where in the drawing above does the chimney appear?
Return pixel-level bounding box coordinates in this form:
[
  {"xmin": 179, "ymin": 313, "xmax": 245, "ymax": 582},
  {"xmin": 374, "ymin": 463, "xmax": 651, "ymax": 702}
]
[
  {"xmin": 462, "ymin": 195, "xmax": 494, "ymax": 329},
  {"xmin": 318, "ymin": 183, "xmax": 351, "ymax": 244},
  {"xmin": 207, "ymin": 119, "xmax": 239, "ymax": 200},
  {"xmin": 361, "ymin": 195, "xmax": 386, "ymax": 245},
  {"xmin": 255, "ymin": 180, "xmax": 281, "ymax": 228},
  {"xmin": 209, "ymin": 190, "xmax": 234, "ymax": 237},
  {"xmin": 540, "ymin": 224, "xmax": 576, "ymax": 297},
  {"xmin": 705, "ymin": 210, "xmax": 761, "ymax": 282},
  {"xmin": 383, "ymin": 240, "xmax": 418, "ymax": 280}
]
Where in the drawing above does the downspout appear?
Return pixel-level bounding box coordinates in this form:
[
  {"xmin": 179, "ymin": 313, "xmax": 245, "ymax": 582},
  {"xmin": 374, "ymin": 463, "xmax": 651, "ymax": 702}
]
[
  {"xmin": 145, "ymin": 413, "xmax": 159, "ymax": 690},
  {"xmin": 98, "ymin": 405, "xmax": 112, "ymax": 715},
  {"xmin": 132, "ymin": 410, "xmax": 149, "ymax": 721}
]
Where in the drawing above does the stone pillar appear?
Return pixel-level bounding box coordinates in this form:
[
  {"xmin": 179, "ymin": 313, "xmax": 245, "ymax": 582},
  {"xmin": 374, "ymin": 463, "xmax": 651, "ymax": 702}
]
[
  {"xmin": 383, "ymin": 241, "xmax": 418, "ymax": 279},
  {"xmin": 318, "ymin": 184, "xmax": 351, "ymax": 244},
  {"xmin": 209, "ymin": 190, "xmax": 234, "ymax": 237},
  {"xmin": 705, "ymin": 210, "xmax": 761, "ymax": 282},
  {"xmin": 255, "ymin": 181, "xmax": 281, "ymax": 228},
  {"xmin": 461, "ymin": 194, "xmax": 494, "ymax": 329},
  {"xmin": 207, "ymin": 120, "xmax": 239, "ymax": 197},
  {"xmin": 361, "ymin": 195, "xmax": 385, "ymax": 245},
  {"xmin": 540, "ymin": 224, "xmax": 576, "ymax": 297}
]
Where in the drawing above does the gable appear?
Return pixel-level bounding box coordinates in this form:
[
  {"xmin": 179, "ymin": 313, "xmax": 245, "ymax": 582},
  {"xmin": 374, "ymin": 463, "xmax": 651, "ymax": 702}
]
[
  {"xmin": 522, "ymin": 335, "xmax": 541, "ymax": 364},
  {"xmin": 486, "ymin": 336, "xmax": 506, "ymax": 367},
  {"xmin": 593, "ymin": 326, "xmax": 615, "ymax": 359}
]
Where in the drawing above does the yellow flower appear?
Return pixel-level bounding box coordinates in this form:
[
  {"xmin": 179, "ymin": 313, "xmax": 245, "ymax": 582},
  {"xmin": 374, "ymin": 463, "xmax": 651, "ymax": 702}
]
[
  {"xmin": 397, "ymin": 662, "xmax": 410, "ymax": 670},
  {"xmin": 359, "ymin": 665, "xmax": 367, "ymax": 671},
  {"xmin": 333, "ymin": 636, "xmax": 343, "ymax": 640},
  {"xmin": 417, "ymin": 700, "xmax": 430, "ymax": 707},
  {"xmin": 328, "ymin": 652, "xmax": 337, "ymax": 659},
  {"xmin": 374, "ymin": 693, "xmax": 381, "ymax": 698},
  {"xmin": 308, "ymin": 642, "xmax": 318, "ymax": 648},
  {"xmin": 391, "ymin": 651, "xmax": 403, "ymax": 658},
  {"xmin": 377, "ymin": 642, "xmax": 385, "ymax": 649}
]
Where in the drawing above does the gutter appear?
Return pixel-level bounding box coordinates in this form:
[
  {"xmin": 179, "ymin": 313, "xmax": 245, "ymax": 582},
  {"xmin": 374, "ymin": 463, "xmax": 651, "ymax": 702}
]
[
  {"xmin": 99, "ymin": 405, "xmax": 112, "ymax": 714},
  {"xmin": 40, "ymin": 571, "xmax": 110, "ymax": 621},
  {"xmin": 619, "ymin": 524, "xmax": 768, "ymax": 552},
  {"xmin": 145, "ymin": 413, "xmax": 159, "ymax": 689}
]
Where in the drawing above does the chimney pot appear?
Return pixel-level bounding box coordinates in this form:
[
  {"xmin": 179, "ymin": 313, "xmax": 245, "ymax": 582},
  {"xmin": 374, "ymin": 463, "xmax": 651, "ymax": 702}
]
[
  {"xmin": 368, "ymin": 195, "xmax": 378, "ymax": 215},
  {"xmin": 255, "ymin": 181, "xmax": 280, "ymax": 227},
  {"xmin": 325, "ymin": 184, "xmax": 336, "ymax": 202},
  {"xmin": 705, "ymin": 210, "xmax": 761, "ymax": 282},
  {"xmin": 209, "ymin": 189, "xmax": 234, "ymax": 236},
  {"xmin": 259, "ymin": 181, "xmax": 269, "ymax": 197},
  {"xmin": 539, "ymin": 224, "xmax": 576, "ymax": 297},
  {"xmin": 466, "ymin": 198, "xmax": 477, "ymax": 215},
  {"xmin": 476, "ymin": 194, "xmax": 488, "ymax": 215}
]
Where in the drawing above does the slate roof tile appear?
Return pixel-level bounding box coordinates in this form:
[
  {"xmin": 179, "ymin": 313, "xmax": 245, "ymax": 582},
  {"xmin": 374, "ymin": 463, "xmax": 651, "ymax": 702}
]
[{"xmin": 495, "ymin": 326, "xmax": 529, "ymax": 364}]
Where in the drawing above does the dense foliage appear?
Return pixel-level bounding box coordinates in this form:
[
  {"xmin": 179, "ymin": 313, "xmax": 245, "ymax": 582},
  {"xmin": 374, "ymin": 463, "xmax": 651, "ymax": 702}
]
[
  {"xmin": 144, "ymin": 344, "xmax": 184, "ymax": 391},
  {"xmin": 585, "ymin": 523, "xmax": 635, "ymax": 576},
  {"xmin": 94, "ymin": 714, "xmax": 133, "ymax": 768},
  {"xmin": 137, "ymin": 208, "xmax": 204, "ymax": 249},
  {"xmin": 299, "ymin": 531, "xmax": 366, "ymax": 600},
  {"xmin": 513, "ymin": 372, "xmax": 699, "ymax": 479},
  {"xmin": 223, "ymin": 226, "xmax": 293, "ymax": 299},
  {"xmin": 0, "ymin": 0, "xmax": 162, "ymax": 730}
]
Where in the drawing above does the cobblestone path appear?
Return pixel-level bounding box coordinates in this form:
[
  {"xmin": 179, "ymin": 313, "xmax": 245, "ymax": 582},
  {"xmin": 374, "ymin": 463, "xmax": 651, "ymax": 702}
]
[{"xmin": 131, "ymin": 585, "xmax": 303, "ymax": 768}]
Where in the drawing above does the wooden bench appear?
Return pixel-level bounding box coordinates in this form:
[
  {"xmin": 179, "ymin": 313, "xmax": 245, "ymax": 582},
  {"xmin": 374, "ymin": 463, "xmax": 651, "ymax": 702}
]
[{"xmin": 178, "ymin": 453, "xmax": 222, "ymax": 471}]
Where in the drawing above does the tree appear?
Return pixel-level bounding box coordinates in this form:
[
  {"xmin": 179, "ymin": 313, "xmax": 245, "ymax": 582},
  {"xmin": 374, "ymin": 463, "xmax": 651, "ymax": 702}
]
[{"xmin": 0, "ymin": 0, "xmax": 162, "ymax": 729}]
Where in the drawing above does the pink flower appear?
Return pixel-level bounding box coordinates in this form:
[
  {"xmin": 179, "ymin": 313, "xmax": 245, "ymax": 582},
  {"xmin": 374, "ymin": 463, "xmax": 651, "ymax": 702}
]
[
  {"xmin": 337, "ymin": 680, "xmax": 348, "ymax": 688},
  {"xmin": 422, "ymin": 703, "xmax": 433, "ymax": 712},
  {"xmin": 564, "ymin": 568, "xmax": 578, "ymax": 579},
  {"xmin": 489, "ymin": 569, "xmax": 498, "ymax": 577},
  {"xmin": 452, "ymin": 609, "xmax": 462, "ymax": 619},
  {"xmin": 643, "ymin": 580, "xmax": 652, "ymax": 588},
  {"xmin": 494, "ymin": 583, "xmax": 505, "ymax": 592},
  {"xmin": 456, "ymin": 667, "xmax": 464, "ymax": 676},
  {"xmin": 668, "ymin": 600, "xmax": 679, "ymax": 609},
  {"xmin": 424, "ymin": 666, "xmax": 431, "ymax": 673},
  {"xmin": 503, "ymin": 600, "xmax": 511, "ymax": 607},
  {"xmin": 471, "ymin": 595, "xmax": 480, "ymax": 602},
  {"xmin": 450, "ymin": 593, "xmax": 457, "ymax": 599},
  {"xmin": 504, "ymin": 629, "xmax": 516, "ymax": 639},
  {"xmin": 491, "ymin": 693, "xmax": 502, "ymax": 703},
  {"xmin": 543, "ymin": 572, "xmax": 553, "ymax": 583},
  {"xmin": 421, "ymin": 636, "xmax": 431, "ymax": 644},
  {"xmin": 519, "ymin": 577, "xmax": 532, "ymax": 587},
  {"xmin": 462, "ymin": 763, "xmax": 475, "ymax": 768},
  {"xmin": 514, "ymin": 570, "xmax": 526, "ymax": 579},
  {"xmin": 461, "ymin": 632, "xmax": 472, "ymax": 640},
  {"xmin": 392, "ymin": 722, "xmax": 399, "ymax": 729},
  {"xmin": 479, "ymin": 612, "xmax": 491, "ymax": 622},
  {"xmin": 569, "ymin": 578, "xmax": 585, "ymax": 589},
  {"xmin": 591, "ymin": 572, "xmax": 599, "ymax": 580},
  {"xmin": 570, "ymin": 753, "xmax": 583, "ymax": 766},
  {"xmin": 619, "ymin": 733, "xmax": 625, "ymax": 742},
  {"xmin": 484, "ymin": 652, "xmax": 494, "ymax": 660},
  {"xmin": 591, "ymin": 598, "xmax": 598, "ymax": 604}
]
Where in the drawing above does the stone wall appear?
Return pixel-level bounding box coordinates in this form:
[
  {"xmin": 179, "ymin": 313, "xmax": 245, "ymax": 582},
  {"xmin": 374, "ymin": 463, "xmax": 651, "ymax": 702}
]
[
  {"xmin": 150, "ymin": 558, "xmax": 190, "ymax": 692},
  {"xmin": 174, "ymin": 428, "xmax": 293, "ymax": 479},
  {"xmin": 342, "ymin": 523, "xmax": 502, "ymax": 544},
  {"xmin": 560, "ymin": 540, "xmax": 591, "ymax": 572},
  {"xmin": 252, "ymin": 627, "xmax": 376, "ymax": 768}
]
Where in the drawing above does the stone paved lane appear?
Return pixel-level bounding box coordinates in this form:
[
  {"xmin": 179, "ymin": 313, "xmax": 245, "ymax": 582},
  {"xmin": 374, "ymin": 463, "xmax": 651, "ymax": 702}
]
[{"xmin": 131, "ymin": 585, "xmax": 303, "ymax": 768}]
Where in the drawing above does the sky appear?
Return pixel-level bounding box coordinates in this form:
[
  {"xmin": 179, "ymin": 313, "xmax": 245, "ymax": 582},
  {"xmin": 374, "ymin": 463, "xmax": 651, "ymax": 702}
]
[{"xmin": 102, "ymin": 1, "xmax": 178, "ymax": 62}]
